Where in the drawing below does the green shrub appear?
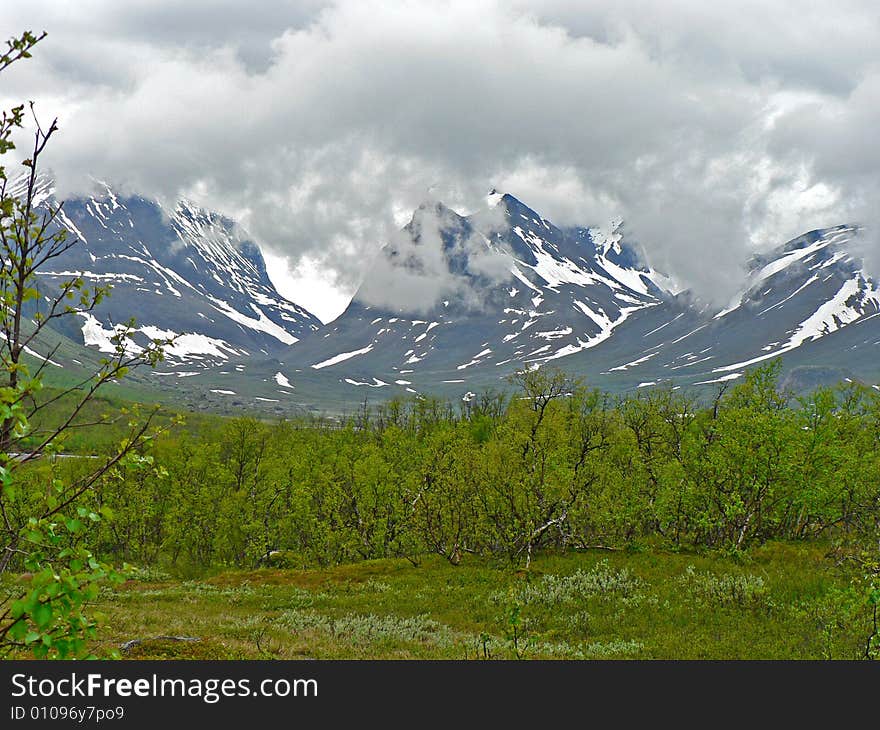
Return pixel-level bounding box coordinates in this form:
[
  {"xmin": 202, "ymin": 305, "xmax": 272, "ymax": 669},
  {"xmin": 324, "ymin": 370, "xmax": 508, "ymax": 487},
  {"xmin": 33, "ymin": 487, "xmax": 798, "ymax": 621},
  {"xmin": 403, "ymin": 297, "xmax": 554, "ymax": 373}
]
[{"xmin": 677, "ymin": 565, "xmax": 769, "ymax": 609}]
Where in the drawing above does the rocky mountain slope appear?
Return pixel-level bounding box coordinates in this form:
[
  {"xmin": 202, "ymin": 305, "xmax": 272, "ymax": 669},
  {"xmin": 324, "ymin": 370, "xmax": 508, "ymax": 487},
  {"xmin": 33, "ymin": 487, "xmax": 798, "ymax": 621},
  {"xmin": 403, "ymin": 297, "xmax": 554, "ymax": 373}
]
[
  {"xmin": 266, "ymin": 193, "xmax": 678, "ymax": 394},
  {"xmin": 252, "ymin": 196, "xmax": 878, "ymax": 407},
  {"xmin": 17, "ymin": 178, "xmax": 879, "ymax": 412},
  {"xmin": 18, "ymin": 176, "xmax": 321, "ymax": 378}
]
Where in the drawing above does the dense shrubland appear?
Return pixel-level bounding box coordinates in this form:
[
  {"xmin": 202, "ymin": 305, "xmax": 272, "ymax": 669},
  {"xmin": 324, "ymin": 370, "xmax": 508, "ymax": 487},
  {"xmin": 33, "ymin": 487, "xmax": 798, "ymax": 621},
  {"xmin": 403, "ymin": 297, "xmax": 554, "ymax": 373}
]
[
  {"xmin": 10, "ymin": 362, "xmax": 878, "ymax": 580},
  {"xmin": 7, "ymin": 360, "xmax": 871, "ymax": 660}
]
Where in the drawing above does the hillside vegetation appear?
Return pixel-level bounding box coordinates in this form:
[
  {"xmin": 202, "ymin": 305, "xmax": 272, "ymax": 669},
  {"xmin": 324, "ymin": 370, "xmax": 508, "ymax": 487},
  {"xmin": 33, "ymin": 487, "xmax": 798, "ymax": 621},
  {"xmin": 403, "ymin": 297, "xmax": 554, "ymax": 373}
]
[{"xmin": 5, "ymin": 361, "xmax": 879, "ymax": 659}]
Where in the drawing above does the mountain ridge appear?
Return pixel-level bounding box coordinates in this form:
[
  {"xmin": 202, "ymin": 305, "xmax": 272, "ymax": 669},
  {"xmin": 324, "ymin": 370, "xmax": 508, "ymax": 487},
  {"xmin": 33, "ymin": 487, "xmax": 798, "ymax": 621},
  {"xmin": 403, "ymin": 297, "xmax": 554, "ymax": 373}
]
[
  {"xmin": 261, "ymin": 193, "xmax": 879, "ymax": 406},
  {"xmin": 18, "ymin": 176, "xmax": 322, "ymax": 376},
  {"xmin": 12, "ymin": 177, "xmax": 880, "ymax": 412}
]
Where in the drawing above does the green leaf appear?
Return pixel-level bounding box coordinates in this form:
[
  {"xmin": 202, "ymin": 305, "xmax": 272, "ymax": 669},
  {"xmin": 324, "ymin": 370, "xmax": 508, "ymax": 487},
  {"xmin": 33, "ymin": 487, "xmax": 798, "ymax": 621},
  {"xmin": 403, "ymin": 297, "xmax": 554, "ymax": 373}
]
[
  {"xmin": 24, "ymin": 631, "xmax": 41, "ymax": 644},
  {"xmin": 8, "ymin": 620, "xmax": 28, "ymax": 641},
  {"xmin": 32, "ymin": 602, "xmax": 52, "ymax": 628}
]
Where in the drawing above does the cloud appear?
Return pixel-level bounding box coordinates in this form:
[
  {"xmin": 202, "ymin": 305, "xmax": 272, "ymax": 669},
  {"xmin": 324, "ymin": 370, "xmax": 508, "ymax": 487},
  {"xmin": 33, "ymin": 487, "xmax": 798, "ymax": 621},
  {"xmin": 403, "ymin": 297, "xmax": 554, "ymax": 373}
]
[
  {"xmin": 768, "ymin": 71, "xmax": 880, "ymax": 274},
  {"xmin": 1, "ymin": 0, "xmax": 878, "ymax": 319},
  {"xmin": 355, "ymin": 199, "xmax": 512, "ymax": 314}
]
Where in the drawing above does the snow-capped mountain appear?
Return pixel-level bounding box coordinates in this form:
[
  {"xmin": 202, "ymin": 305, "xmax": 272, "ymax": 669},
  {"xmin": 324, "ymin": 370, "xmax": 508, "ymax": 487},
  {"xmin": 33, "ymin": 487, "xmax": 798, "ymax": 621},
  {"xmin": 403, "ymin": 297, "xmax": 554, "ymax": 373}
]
[
  {"xmin": 559, "ymin": 223, "xmax": 880, "ymax": 392},
  {"xmin": 266, "ymin": 192, "xmax": 680, "ymax": 395},
  {"xmin": 16, "ymin": 175, "xmax": 880, "ymax": 412},
  {"xmin": 705, "ymin": 225, "xmax": 878, "ymax": 371},
  {"xmin": 21, "ymin": 177, "xmax": 321, "ymax": 373},
  {"xmin": 255, "ymin": 198, "xmax": 880, "ymax": 405}
]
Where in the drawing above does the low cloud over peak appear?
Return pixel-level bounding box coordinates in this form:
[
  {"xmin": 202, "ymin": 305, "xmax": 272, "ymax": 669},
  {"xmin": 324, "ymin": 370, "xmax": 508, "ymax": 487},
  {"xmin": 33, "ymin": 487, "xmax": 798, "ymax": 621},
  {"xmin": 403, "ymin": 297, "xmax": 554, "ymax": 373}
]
[{"xmin": 2, "ymin": 0, "xmax": 878, "ymax": 318}]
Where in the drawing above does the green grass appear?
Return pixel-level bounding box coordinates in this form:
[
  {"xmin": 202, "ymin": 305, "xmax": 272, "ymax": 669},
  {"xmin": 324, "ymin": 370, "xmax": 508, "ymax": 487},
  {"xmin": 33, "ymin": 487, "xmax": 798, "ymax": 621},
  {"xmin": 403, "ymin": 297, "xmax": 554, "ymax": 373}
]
[
  {"xmin": 18, "ymin": 384, "xmax": 229, "ymax": 454},
  {"xmin": 85, "ymin": 542, "xmax": 873, "ymax": 660}
]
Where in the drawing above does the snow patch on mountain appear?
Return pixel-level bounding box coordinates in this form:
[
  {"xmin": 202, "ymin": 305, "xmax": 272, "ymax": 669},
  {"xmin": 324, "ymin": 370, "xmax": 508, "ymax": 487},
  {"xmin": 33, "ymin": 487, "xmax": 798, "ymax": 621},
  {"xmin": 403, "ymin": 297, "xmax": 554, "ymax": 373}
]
[
  {"xmin": 312, "ymin": 344, "xmax": 375, "ymax": 369},
  {"xmin": 588, "ymin": 218, "xmax": 625, "ymax": 257},
  {"xmin": 79, "ymin": 313, "xmax": 244, "ymax": 361},
  {"xmin": 206, "ymin": 297, "xmax": 298, "ymax": 346}
]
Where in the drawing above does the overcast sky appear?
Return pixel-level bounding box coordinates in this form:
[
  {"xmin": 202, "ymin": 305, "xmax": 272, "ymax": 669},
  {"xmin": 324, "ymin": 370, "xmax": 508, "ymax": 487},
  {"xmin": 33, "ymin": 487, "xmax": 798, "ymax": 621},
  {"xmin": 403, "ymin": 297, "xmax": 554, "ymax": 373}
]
[{"xmin": 2, "ymin": 1, "xmax": 878, "ymax": 321}]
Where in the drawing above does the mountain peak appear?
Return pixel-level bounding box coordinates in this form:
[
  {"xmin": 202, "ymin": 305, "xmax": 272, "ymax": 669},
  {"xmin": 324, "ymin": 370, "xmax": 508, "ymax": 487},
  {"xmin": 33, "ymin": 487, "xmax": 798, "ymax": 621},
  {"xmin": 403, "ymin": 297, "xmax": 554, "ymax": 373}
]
[
  {"xmin": 406, "ymin": 199, "xmax": 468, "ymax": 235},
  {"xmin": 412, "ymin": 197, "xmax": 458, "ymax": 217},
  {"xmin": 745, "ymin": 224, "xmax": 861, "ymax": 279},
  {"xmin": 483, "ymin": 188, "xmax": 536, "ymax": 215},
  {"xmin": 486, "ymin": 188, "xmax": 505, "ymax": 208},
  {"xmin": 25, "ymin": 181, "xmax": 322, "ymax": 371}
]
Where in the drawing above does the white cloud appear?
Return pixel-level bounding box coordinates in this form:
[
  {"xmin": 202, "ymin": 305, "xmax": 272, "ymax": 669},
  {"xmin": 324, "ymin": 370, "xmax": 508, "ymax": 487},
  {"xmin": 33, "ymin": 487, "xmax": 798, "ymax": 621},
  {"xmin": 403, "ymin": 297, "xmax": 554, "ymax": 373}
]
[{"xmin": 1, "ymin": 0, "xmax": 878, "ymax": 319}]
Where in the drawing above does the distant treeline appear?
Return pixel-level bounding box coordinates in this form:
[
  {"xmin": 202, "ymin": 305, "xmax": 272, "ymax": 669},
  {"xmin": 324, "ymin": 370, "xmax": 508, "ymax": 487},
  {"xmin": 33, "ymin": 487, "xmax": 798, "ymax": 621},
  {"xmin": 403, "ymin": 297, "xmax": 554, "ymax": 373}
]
[{"xmin": 12, "ymin": 361, "xmax": 880, "ymax": 572}]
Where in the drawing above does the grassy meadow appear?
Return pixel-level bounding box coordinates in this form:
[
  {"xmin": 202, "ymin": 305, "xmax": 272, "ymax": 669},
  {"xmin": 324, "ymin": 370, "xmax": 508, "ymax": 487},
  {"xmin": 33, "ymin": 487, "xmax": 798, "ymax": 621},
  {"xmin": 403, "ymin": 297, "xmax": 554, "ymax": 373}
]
[{"xmin": 83, "ymin": 542, "xmax": 871, "ymax": 660}]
